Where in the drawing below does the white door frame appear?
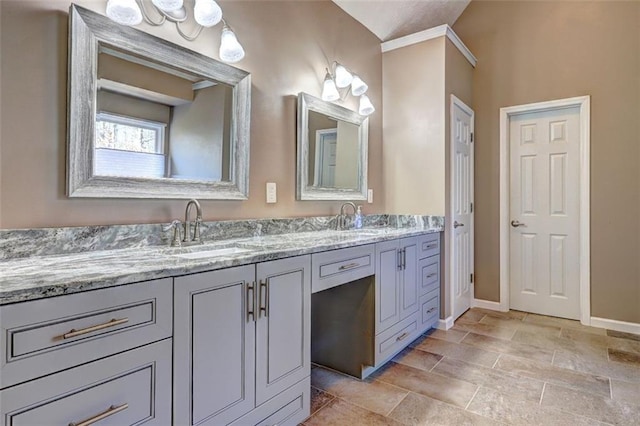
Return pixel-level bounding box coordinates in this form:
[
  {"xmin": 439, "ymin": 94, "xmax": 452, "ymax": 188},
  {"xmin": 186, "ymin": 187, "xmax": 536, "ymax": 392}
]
[
  {"xmin": 499, "ymin": 96, "xmax": 591, "ymax": 324},
  {"xmin": 450, "ymin": 94, "xmax": 474, "ymax": 321}
]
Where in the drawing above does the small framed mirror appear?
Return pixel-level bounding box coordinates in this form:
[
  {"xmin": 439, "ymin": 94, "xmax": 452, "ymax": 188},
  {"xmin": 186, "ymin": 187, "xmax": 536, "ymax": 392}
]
[
  {"xmin": 296, "ymin": 93, "xmax": 368, "ymax": 200},
  {"xmin": 67, "ymin": 5, "xmax": 250, "ymax": 199}
]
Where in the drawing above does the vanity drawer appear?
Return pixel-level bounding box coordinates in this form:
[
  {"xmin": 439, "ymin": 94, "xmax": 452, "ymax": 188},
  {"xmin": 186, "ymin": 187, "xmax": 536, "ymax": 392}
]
[
  {"xmin": 311, "ymin": 244, "xmax": 375, "ymax": 293},
  {"xmin": 417, "ymin": 233, "xmax": 440, "ymax": 259},
  {"xmin": 374, "ymin": 312, "xmax": 419, "ymax": 366},
  {"xmin": 419, "ymin": 255, "xmax": 440, "ymax": 296},
  {"xmin": 420, "ymin": 288, "xmax": 440, "ymax": 332},
  {"xmin": 0, "ymin": 278, "xmax": 173, "ymax": 389},
  {"xmin": 0, "ymin": 339, "xmax": 171, "ymax": 425}
]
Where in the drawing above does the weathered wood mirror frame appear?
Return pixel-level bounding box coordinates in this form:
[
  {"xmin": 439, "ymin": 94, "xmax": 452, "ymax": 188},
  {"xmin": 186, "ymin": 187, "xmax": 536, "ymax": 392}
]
[
  {"xmin": 67, "ymin": 4, "xmax": 251, "ymax": 199},
  {"xmin": 296, "ymin": 92, "xmax": 368, "ymax": 201}
]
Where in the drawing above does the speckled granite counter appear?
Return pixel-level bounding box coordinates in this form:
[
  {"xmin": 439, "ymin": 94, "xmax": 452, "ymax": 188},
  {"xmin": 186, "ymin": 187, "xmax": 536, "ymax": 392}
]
[{"xmin": 0, "ymin": 215, "xmax": 444, "ymax": 305}]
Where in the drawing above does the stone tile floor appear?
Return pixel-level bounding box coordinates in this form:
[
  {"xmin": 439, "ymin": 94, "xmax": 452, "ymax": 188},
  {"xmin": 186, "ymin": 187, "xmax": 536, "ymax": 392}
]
[{"xmin": 303, "ymin": 308, "xmax": 640, "ymax": 425}]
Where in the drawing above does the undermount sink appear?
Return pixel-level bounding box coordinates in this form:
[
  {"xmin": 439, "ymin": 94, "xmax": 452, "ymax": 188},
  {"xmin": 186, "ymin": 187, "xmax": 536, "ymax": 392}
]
[{"xmin": 171, "ymin": 247, "xmax": 251, "ymax": 260}]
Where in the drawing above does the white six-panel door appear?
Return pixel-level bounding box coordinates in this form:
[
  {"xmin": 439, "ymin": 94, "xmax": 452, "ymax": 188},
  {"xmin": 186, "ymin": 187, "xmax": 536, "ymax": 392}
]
[
  {"xmin": 509, "ymin": 107, "xmax": 581, "ymax": 319},
  {"xmin": 451, "ymin": 96, "xmax": 474, "ymax": 320}
]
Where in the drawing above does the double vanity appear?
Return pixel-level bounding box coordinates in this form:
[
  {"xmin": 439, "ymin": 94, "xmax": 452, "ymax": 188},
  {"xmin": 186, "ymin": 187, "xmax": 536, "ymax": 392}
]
[
  {"xmin": 0, "ymin": 216, "xmax": 442, "ymax": 425},
  {"xmin": 0, "ymin": 5, "xmax": 445, "ymax": 426}
]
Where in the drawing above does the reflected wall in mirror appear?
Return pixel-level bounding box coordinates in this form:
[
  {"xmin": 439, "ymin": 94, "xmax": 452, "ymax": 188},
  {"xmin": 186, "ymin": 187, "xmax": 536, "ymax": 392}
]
[
  {"xmin": 68, "ymin": 5, "xmax": 250, "ymax": 199},
  {"xmin": 297, "ymin": 93, "xmax": 368, "ymax": 200}
]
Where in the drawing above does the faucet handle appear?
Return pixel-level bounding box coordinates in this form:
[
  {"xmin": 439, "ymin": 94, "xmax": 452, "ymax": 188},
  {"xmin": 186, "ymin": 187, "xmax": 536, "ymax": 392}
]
[{"xmin": 164, "ymin": 220, "xmax": 183, "ymax": 247}]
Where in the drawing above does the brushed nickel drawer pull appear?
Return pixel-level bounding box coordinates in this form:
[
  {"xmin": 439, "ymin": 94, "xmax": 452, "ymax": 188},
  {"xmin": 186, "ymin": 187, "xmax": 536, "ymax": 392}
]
[
  {"xmin": 425, "ymin": 243, "xmax": 438, "ymax": 250},
  {"xmin": 396, "ymin": 332, "xmax": 409, "ymax": 342},
  {"xmin": 70, "ymin": 403, "xmax": 128, "ymax": 426},
  {"xmin": 63, "ymin": 318, "xmax": 129, "ymax": 339},
  {"xmin": 426, "ymin": 273, "xmax": 437, "ymax": 278},
  {"xmin": 426, "ymin": 307, "xmax": 436, "ymax": 314},
  {"xmin": 339, "ymin": 262, "xmax": 360, "ymax": 271},
  {"xmin": 247, "ymin": 282, "xmax": 256, "ymax": 322},
  {"xmin": 259, "ymin": 280, "xmax": 269, "ymax": 318}
]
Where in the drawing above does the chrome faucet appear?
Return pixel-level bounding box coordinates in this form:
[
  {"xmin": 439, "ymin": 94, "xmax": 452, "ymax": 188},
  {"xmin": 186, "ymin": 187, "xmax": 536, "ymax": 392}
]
[
  {"xmin": 336, "ymin": 202, "xmax": 357, "ymax": 230},
  {"xmin": 183, "ymin": 199, "xmax": 203, "ymax": 244}
]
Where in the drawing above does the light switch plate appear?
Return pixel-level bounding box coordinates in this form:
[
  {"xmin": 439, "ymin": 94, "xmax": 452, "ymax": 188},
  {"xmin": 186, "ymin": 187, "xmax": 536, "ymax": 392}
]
[
  {"xmin": 367, "ymin": 189, "xmax": 373, "ymax": 204},
  {"xmin": 266, "ymin": 182, "xmax": 277, "ymax": 203}
]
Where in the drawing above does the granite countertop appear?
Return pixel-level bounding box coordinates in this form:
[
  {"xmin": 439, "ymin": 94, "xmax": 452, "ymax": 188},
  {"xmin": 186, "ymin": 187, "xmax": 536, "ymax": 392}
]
[{"xmin": 0, "ymin": 225, "xmax": 442, "ymax": 305}]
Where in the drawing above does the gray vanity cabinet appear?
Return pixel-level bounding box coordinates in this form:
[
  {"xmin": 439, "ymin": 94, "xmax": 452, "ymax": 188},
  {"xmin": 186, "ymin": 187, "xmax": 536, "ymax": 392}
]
[
  {"xmin": 375, "ymin": 237, "xmax": 419, "ymax": 334},
  {"xmin": 255, "ymin": 258, "xmax": 311, "ymax": 406},
  {"xmin": 173, "ymin": 265, "xmax": 256, "ymax": 426},
  {"xmin": 173, "ymin": 255, "xmax": 311, "ymax": 426}
]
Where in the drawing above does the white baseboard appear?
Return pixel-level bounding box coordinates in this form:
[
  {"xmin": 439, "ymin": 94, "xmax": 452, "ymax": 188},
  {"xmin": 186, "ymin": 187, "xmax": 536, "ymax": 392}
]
[
  {"xmin": 590, "ymin": 316, "xmax": 640, "ymax": 335},
  {"xmin": 437, "ymin": 316, "xmax": 454, "ymax": 330},
  {"xmin": 472, "ymin": 299, "xmax": 508, "ymax": 312}
]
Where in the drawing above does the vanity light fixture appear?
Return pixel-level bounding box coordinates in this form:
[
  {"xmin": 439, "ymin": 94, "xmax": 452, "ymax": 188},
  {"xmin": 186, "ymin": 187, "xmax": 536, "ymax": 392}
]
[
  {"xmin": 105, "ymin": 0, "xmax": 245, "ymax": 63},
  {"xmin": 322, "ymin": 68, "xmax": 341, "ymax": 102},
  {"xmin": 321, "ymin": 61, "xmax": 374, "ymax": 116}
]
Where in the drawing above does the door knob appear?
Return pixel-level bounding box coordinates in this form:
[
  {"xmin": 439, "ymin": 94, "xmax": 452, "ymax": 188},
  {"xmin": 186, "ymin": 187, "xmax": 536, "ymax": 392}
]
[
  {"xmin": 511, "ymin": 220, "xmax": 525, "ymax": 228},
  {"xmin": 453, "ymin": 221, "xmax": 464, "ymax": 228}
]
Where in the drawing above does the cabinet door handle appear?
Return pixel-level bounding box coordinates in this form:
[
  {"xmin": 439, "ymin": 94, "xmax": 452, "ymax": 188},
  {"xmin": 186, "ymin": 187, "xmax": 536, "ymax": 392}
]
[
  {"xmin": 70, "ymin": 403, "xmax": 128, "ymax": 426},
  {"xmin": 426, "ymin": 307, "xmax": 436, "ymax": 314},
  {"xmin": 402, "ymin": 248, "xmax": 406, "ymax": 270},
  {"xmin": 63, "ymin": 318, "xmax": 129, "ymax": 339},
  {"xmin": 426, "ymin": 273, "xmax": 437, "ymax": 278},
  {"xmin": 339, "ymin": 262, "xmax": 360, "ymax": 271},
  {"xmin": 396, "ymin": 332, "xmax": 409, "ymax": 342},
  {"xmin": 247, "ymin": 282, "xmax": 256, "ymax": 322},
  {"xmin": 397, "ymin": 250, "xmax": 402, "ymax": 271},
  {"xmin": 425, "ymin": 243, "xmax": 438, "ymax": 250},
  {"xmin": 259, "ymin": 279, "xmax": 269, "ymax": 318}
]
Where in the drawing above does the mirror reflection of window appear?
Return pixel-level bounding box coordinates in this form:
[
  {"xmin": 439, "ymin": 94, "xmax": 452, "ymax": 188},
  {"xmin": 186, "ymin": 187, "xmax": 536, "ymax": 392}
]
[
  {"xmin": 95, "ymin": 112, "xmax": 166, "ymax": 178},
  {"xmin": 95, "ymin": 48, "xmax": 233, "ymax": 183}
]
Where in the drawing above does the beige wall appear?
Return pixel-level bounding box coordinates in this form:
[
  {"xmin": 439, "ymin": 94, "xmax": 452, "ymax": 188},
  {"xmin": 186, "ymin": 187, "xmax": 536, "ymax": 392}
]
[
  {"xmin": 382, "ymin": 37, "xmax": 446, "ymax": 215},
  {"xmin": 453, "ymin": 0, "xmax": 640, "ymax": 322},
  {"xmin": 0, "ymin": 0, "xmax": 382, "ymax": 228}
]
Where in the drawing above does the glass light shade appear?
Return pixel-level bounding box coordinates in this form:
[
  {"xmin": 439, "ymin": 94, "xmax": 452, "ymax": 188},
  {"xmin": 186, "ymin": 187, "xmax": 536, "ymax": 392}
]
[
  {"xmin": 194, "ymin": 0, "xmax": 222, "ymax": 27},
  {"xmin": 334, "ymin": 64, "xmax": 353, "ymax": 88},
  {"xmin": 151, "ymin": 0, "xmax": 184, "ymax": 12},
  {"xmin": 321, "ymin": 72, "xmax": 340, "ymax": 102},
  {"xmin": 219, "ymin": 26, "xmax": 245, "ymax": 63},
  {"xmin": 351, "ymin": 75, "xmax": 368, "ymax": 96},
  {"xmin": 359, "ymin": 94, "xmax": 375, "ymax": 116},
  {"xmin": 106, "ymin": 0, "xmax": 143, "ymax": 26}
]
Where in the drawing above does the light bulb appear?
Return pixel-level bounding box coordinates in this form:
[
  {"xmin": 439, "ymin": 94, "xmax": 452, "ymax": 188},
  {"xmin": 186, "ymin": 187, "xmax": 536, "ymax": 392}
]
[
  {"xmin": 334, "ymin": 64, "xmax": 353, "ymax": 88},
  {"xmin": 359, "ymin": 94, "xmax": 375, "ymax": 116},
  {"xmin": 151, "ymin": 0, "xmax": 184, "ymax": 12},
  {"xmin": 321, "ymin": 70, "xmax": 340, "ymax": 102},
  {"xmin": 194, "ymin": 0, "xmax": 222, "ymax": 27},
  {"xmin": 351, "ymin": 75, "xmax": 368, "ymax": 96},
  {"xmin": 106, "ymin": 0, "xmax": 142, "ymax": 26},
  {"xmin": 219, "ymin": 25, "xmax": 245, "ymax": 63}
]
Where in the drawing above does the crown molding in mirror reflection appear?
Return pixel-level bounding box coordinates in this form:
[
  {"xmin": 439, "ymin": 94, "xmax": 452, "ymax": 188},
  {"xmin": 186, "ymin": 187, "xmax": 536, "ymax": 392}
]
[
  {"xmin": 296, "ymin": 93, "xmax": 368, "ymax": 201},
  {"xmin": 67, "ymin": 5, "xmax": 251, "ymax": 200}
]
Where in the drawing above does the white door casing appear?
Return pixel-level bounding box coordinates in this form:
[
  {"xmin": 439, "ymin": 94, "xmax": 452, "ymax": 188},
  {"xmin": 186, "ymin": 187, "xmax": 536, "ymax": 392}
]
[
  {"xmin": 509, "ymin": 107, "xmax": 580, "ymax": 319},
  {"xmin": 450, "ymin": 95, "xmax": 474, "ymax": 320},
  {"xmin": 499, "ymin": 96, "xmax": 590, "ymax": 324},
  {"xmin": 314, "ymin": 129, "xmax": 337, "ymax": 187}
]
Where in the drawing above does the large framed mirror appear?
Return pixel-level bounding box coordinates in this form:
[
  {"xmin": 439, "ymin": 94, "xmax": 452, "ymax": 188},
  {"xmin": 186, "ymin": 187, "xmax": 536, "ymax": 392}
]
[
  {"xmin": 296, "ymin": 93, "xmax": 368, "ymax": 200},
  {"xmin": 67, "ymin": 5, "xmax": 250, "ymax": 199}
]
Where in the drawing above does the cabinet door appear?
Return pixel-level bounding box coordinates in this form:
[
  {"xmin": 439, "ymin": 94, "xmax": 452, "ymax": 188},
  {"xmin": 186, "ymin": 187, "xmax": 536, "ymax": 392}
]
[
  {"xmin": 375, "ymin": 240, "xmax": 401, "ymax": 334},
  {"xmin": 174, "ymin": 265, "xmax": 256, "ymax": 426},
  {"xmin": 399, "ymin": 237, "xmax": 419, "ymax": 320},
  {"xmin": 256, "ymin": 255, "xmax": 311, "ymax": 406}
]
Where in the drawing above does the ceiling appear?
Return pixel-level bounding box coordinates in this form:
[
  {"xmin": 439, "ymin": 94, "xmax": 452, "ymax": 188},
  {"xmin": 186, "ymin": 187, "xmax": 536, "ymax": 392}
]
[{"xmin": 332, "ymin": 0, "xmax": 471, "ymax": 42}]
